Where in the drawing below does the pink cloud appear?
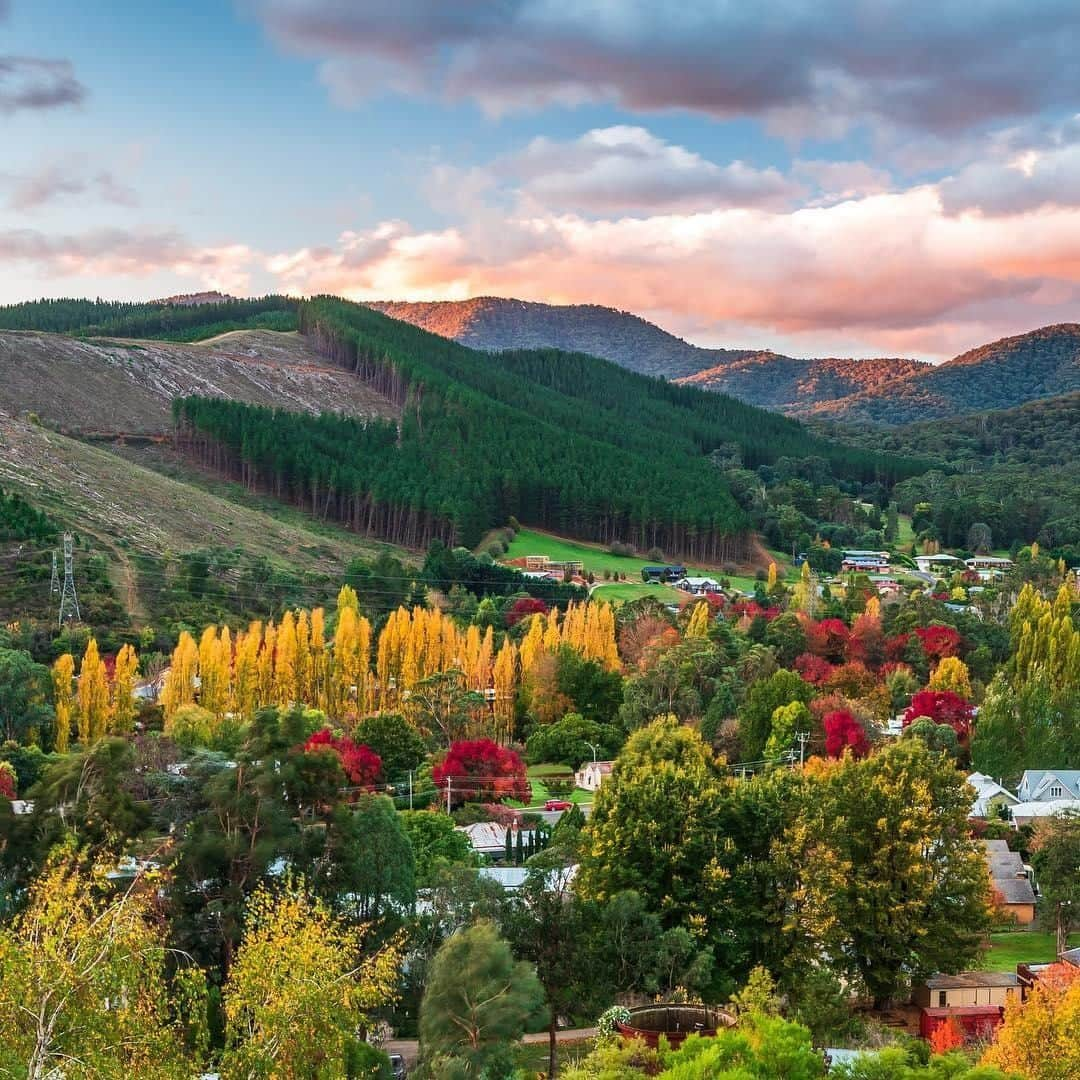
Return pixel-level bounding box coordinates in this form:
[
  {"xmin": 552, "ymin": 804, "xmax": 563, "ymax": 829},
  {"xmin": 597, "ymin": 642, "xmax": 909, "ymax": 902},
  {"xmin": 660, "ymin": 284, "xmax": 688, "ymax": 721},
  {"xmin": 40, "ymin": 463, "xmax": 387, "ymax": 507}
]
[{"xmin": 266, "ymin": 185, "xmax": 1080, "ymax": 357}]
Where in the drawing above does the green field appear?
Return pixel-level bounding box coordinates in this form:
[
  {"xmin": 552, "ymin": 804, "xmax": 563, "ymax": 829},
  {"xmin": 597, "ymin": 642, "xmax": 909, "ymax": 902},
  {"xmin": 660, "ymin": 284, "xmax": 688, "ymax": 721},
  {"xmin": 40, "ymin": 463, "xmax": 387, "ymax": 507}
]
[
  {"xmin": 525, "ymin": 764, "xmax": 592, "ymax": 806},
  {"xmin": 591, "ymin": 582, "xmax": 677, "ymax": 604},
  {"xmin": 979, "ymin": 930, "xmax": 1080, "ymax": 972}
]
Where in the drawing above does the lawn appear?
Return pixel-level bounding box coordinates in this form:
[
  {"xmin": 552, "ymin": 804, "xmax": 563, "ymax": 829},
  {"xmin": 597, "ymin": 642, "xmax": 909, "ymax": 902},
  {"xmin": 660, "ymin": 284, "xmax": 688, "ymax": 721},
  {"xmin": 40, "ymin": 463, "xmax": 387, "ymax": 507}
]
[
  {"xmin": 591, "ymin": 582, "xmax": 676, "ymax": 604},
  {"xmin": 514, "ymin": 1038, "xmax": 594, "ymax": 1072},
  {"xmin": 525, "ymin": 763, "xmax": 591, "ymax": 806},
  {"xmin": 979, "ymin": 930, "xmax": 1080, "ymax": 972},
  {"xmin": 502, "ymin": 528, "xmax": 717, "ymax": 579}
]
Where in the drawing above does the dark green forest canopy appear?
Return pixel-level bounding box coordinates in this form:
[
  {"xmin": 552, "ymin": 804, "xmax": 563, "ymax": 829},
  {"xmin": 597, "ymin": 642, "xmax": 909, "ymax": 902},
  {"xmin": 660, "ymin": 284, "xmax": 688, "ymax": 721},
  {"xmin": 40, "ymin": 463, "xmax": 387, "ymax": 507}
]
[
  {"xmin": 172, "ymin": 299, "xmax": 927, "ymax": 557},
  {"xmin": 0, "ymin": 295, "xmax": 297, "ymax": 340}
]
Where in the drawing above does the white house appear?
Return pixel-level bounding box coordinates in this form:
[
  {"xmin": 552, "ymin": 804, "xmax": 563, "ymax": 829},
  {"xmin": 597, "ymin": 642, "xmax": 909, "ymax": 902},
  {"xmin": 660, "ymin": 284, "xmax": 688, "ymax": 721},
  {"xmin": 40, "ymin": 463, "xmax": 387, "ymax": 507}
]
[
  {"xmin": 575, "ymin": 760, "xmax": 614, "ymax": 791},
  {"xmin": 967, "ymin": 772, "xmax": 1019, "ymax": 819},
  {"xmin": 675, "ymin": 577, "xmax": 721, "ymax": 595},
  {"xmin": 1010, "ymin": 799, "xmax": 1080, "ymax": 826},
  {"xmin": 1017, "ymin": 770, "xmax": 1080, "ymax": 802},
  {"xmin": 915, "ymin": 554, "xmax": 965, "ymax": 576},
  {"xmin": 456, "ymin": 821, "xmax": 537, "ymax": 857}
]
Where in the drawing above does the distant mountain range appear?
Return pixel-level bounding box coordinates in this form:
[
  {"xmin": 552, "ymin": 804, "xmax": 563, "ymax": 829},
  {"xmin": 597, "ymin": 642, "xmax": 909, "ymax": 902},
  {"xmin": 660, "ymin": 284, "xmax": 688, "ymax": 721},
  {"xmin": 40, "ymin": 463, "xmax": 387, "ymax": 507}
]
[{"xmin": 365, "ymin": 297, "xmax": 1080, "ymax": 424}]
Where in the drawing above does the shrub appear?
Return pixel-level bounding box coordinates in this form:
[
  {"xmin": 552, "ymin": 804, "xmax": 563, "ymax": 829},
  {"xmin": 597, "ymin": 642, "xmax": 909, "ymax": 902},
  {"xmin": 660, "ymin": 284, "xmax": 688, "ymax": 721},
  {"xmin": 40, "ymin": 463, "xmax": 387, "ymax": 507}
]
[
  {"xmin": 646, "ymin": 546, "xmax": 665, "ymax": 562},
  {"xmin": 487, "ymin": 541, "xmax": 506, "ymax": 558},
  {"xmin": 609, "ymin": 541, "xmax": 635, "ymax": 558}
]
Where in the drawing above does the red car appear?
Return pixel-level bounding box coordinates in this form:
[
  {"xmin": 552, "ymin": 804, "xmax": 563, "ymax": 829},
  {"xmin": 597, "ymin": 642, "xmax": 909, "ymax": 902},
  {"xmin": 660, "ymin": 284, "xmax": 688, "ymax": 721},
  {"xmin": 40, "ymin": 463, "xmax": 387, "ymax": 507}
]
[{"xmin": 545, "ymin": 799, "xmax": 573, "ymax": 811}]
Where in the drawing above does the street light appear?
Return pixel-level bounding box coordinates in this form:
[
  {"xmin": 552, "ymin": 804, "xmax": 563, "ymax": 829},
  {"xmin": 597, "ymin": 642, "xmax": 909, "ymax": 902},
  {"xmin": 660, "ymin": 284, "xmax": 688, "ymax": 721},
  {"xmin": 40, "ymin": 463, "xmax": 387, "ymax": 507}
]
[{"xmin": 585, "ymin": 741, "xmax": 600, "ymax": 763}]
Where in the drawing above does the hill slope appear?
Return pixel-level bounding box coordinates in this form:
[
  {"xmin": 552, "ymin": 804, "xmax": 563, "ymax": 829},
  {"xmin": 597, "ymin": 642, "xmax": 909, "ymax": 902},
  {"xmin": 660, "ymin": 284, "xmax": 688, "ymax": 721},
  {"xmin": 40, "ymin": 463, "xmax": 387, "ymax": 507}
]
[
  {"xmin": 804, "ymin": 325, "xmax": 1080, "ymax": 424},
  {"xmin": 0, "ymin": 329, "xmax": 398, "ymax": 434},
  {"xmin": 364, "ymin": 296, "xmax": 925, "ymax": 407}
]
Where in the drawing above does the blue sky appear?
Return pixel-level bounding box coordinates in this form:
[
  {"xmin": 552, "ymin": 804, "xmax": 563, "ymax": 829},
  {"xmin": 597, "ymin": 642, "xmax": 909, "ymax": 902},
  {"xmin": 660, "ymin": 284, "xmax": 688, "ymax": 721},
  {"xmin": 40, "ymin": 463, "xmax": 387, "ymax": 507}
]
[{"xmin": 4, "ymin": 1, "xmax": 1080, "ymax": 359}]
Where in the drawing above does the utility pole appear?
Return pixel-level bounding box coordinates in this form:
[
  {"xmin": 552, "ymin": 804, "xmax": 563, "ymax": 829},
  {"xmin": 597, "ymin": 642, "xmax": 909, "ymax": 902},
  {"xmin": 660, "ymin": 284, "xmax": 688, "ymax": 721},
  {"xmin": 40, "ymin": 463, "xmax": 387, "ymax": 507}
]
[
  {"xmin": 795, "ymin": 731, "xmax": 810, "ymax": 767},
  {"xmin": 49, "ymin": 550, "xmax": 60, "ymax": 598},
  {"xmin": 57, "ymin": 532, "xmax": 80, "ymax": 627},
  {"xmin": 445, "ymin": 776, "xmax": 452, "ymax": 815}
]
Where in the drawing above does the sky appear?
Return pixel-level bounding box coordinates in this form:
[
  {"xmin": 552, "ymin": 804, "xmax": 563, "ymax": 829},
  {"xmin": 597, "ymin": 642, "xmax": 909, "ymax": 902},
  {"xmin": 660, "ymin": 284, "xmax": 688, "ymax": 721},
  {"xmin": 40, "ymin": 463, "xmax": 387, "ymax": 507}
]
[{"xmin": 4, "ymin": 2, "xmax": 1080, "ymax": 360}]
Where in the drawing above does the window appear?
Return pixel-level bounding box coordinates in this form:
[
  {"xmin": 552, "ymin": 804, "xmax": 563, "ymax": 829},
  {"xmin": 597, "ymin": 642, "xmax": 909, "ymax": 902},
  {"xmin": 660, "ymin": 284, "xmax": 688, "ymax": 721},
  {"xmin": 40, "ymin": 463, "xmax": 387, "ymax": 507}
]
[
  {"xmin": 1049, "ymin": 785, "xmax": 1063, "ymax": 798},
  {"xmin": 938, "ymin": 991, "xmax": 947, "ymax": 1008}
]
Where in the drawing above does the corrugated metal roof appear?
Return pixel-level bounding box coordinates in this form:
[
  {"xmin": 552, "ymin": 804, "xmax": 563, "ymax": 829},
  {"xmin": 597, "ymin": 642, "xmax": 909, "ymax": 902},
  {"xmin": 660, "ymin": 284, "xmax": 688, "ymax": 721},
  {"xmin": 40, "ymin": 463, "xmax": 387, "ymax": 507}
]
[{"xmin": 925, "ymin": 971, "xmax": 1018, "ymax": 990}]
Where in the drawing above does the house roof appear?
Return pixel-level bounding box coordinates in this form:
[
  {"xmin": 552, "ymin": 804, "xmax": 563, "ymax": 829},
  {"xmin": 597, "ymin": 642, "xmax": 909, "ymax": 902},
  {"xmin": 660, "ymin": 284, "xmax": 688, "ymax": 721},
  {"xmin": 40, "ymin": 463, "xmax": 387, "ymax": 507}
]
[
  {"xmin": 1010, "ymin": 799, "xmax": 1080, "ymax": 819},
  {"xmin": 1059, "ymin": 947, "xmax": 1080, "ymax": 967},
  {"xmin": 925, "ymin": 971, "xmax": 1019, "ymax": 990},
  {"xmin": 968, "ymin": 773, "xmax": 1018, "ymax": 816},
  {"xmin": 995, "ymin": 876, "xmax": 1038, "ymax": 905},
  {"xmin": 1019, "ymin": 770, "xmax": 1080, "ymax": 799},
  {"xmin": 457, "ymin": 822, "xmax": 536, "ymax": 852}
]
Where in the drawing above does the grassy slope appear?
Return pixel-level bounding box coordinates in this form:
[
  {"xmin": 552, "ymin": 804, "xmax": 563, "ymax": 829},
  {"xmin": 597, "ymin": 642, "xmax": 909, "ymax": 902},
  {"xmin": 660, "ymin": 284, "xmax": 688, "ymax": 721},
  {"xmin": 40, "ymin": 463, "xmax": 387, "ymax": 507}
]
[
  {"xmin": 980, "ymin": 930, "xmax": 1080, "ymax": 972},
  {"xmin": 0, "ymin": 415, "xmax": 407, "ymax": 621}
]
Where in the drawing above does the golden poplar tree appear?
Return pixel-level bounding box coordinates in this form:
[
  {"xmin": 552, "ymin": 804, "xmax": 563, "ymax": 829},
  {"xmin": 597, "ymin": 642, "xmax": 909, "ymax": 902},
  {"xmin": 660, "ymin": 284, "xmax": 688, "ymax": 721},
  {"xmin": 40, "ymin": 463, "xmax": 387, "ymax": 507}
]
[
  {"xmin": 111, "ymin": 643, "xmax": 139, "ymax": 735},
  {"xmin": 685, "ymin": 601, "xmax": 710, "ymax": 639},
  {"xmin": 76, "ymin": 638, "xmax": 110, "ymax": 745},
  {"xmin": 274, "ymin": 611, "xmax": 298, "ymax": 705},
  {"xmin": 52, "ymin": 653, "xmax": 75, "ymax": 754},
  {"xmin": 929, "ymin": 656, "xmax": 972, "ymax": 698},
  {"xmin": 162, "ymin": 631, "xmax": 199, "ymax": 721},
  {"xmin": 257, "ymin": 621, "xmax": 277, "ymax": 707},
  {"xmin": 767, "ymin": 562, "xmax": 778, "ymax": 591},
  {"xmin": 492, "ymin": 640, "xmax": 518, "ymax": 744},
  {"xmin": 309, "ymin": 607, "xmax": 327, "ymax": 710},
  {"xmin": 233, "ymin": 622, "xmax": 262, "ymax": 721},
  {"xmin": 295, "ymin": 609, "xmax": 312, "ymax": 705}
]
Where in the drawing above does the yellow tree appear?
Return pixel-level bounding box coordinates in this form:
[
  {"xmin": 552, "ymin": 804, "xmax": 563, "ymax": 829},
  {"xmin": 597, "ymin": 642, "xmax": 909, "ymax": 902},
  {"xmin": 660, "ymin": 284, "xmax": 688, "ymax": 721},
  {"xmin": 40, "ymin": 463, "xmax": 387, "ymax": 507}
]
[
  {"xmin": 162, "ymin": 631, "xmax": 199, "ymax": 721},
  {"xmin": 0, "ymin": 851, "xmax": 202, "ymax": 1078},
  {"xmin": 111, "ymin": 643, "xmax": 139, "ymax": 735},
  {"xmin": 333, "ymin": 605, "xmax": 363, "ymax": 718},
  {"xmin": 295, "ymin": 608, "xmax": 312, "ymax": 705},
  {"xmin": 220, "ymin": 881, "xmax": 402, "ymax": 1079},
  {"xmin": 929, "ymin": 656, "xmax": 973, "ymax": 699},
  {"xmin": 257, "ymin": 621, "xmax": 277, "ymax": 708},
  {"xmin": 51, "ymin": 654, "xmax": 75, "ymax": 754},
  {"xmin": 767, "ymin": 562, "xmax": 778, "ymax": 591},
  {"xmin": 198, "ymin": 627, "xmax": 229, "ymax": 720},
  {"xmin": 309, "ymin": 607, "xmax": 327, "ymax": 711},
  {"xmin": 685, "ymin": 602, "xmax": 710, "ymax": 639},
  {"xmin": 232, "ymin": 623, "xmax": 262, "ymax": 721},
  {"xmin": 77, "ymin": 638, "xmax": 110, "ymax": 745},
  {"xmin": 492, "ymin": 640, "xmax": 518, "ymax": 744},
  {"xmin": 274, "ymin": 611, "xmax": 298, "ymax": 705},
  {"xmin": 982, "ymin": 962, "xmax": 1080, "ymax": 1079},
  {"xmin": 519, "ymin": 615, "xmax": 546, "ymax": 677},
  {"xmin": 337, "ymin": 583, "xmax": 360, "ymax": 615}
]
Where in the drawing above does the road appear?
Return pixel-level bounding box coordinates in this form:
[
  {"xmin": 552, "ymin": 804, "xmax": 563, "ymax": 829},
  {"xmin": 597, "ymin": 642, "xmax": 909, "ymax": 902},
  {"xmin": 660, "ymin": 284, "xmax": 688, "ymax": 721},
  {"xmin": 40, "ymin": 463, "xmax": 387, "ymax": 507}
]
[{"xmin": 385, "ymin": 1027, "xmax": 598, "ymax": 1066}]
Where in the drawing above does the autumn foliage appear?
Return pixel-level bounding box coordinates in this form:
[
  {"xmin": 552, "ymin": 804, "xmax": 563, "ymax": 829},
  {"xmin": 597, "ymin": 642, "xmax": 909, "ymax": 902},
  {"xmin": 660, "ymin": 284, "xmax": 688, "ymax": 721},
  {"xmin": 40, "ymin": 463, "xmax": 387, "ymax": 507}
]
[
  {"xmin": 0, "ymin": 762, "xmax": 15, "ymax": 800},
  {"xmin": 929, "ymin": 1015, "xmax": 967, "ymax": 1053},
  {"xmin": 433, "ymin": 739, "xmax": 530, "ymax": 806},
  {"xmin": 902, "ymin": 690, "xmax": 975, "ymax": 741},
  {"xmin": 823, "ymin": 709, "xmax": 870, "ymax": 758},
  {"xmin": 303, "ymin": 728, "xmax": 382, "ymax": 787}
]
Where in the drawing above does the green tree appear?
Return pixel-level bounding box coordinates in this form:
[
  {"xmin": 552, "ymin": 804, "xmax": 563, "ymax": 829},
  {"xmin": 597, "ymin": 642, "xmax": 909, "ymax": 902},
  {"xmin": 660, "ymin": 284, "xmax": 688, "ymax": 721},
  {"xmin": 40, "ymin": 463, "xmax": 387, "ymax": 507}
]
[
  {"xmin": 525, "ymin": 712, "xmax": 622, "ymax": 768},
  {"xmin": 313, "ymin": 796, "xmax": 416, "ymax": 920},
  {"xmin": 0, "ymin": 647, "xmax": 53, "ymax": 745},
  {"xmin": 400, "ymin": 809, "xmax": 477, "ymax": 887},
  {"xmin": 764, "ymin": 701, "xmax": 812, "ymax": 761},
  {"xmin": 419, "ymin": 920, "xmax": 546, "ymax": 1076},
  {"xmin": 779, "ymin": 742, "xmax": 989, "ymax": 1007},
  {"xmin": 1030, "ymin": 811, "xmax": 1080, "ymax": 954},
  {"xmin": 353, "ymin": 713, "xmax": 428, "ymax": 780},
  {"xmin": 738, "ymin": 670, "xmax": 814, "ymax": 761}
]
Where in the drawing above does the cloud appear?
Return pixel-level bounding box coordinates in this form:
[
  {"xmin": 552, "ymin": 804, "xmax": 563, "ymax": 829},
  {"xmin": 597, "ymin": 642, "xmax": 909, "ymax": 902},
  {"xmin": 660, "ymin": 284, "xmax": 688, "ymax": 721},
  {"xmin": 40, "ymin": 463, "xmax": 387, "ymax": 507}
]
[
  {"xmin": 264, "ymin": 184, "xmax": 1080, "ymax": 357},
  {"xmin": 249, "ymin": 1, "xmax": 1080, "ymax": 137},
  {"xmin": 0, "ymin": 56, "xmax": 86, "ymax": 113},
  {"xmin": 793, "ymin": 159, "xmax": 893, "ymax": 202},
  {"xmin": 0, "ymin": 227, "xmax": 254, "ymax": 292},
  {"xmin": 495, "ymin": 126, "xmax": 801, "ymax": 212},
  {"xmin": 4, "ymin": 156, "xmax": 139, "ymax": 210}
]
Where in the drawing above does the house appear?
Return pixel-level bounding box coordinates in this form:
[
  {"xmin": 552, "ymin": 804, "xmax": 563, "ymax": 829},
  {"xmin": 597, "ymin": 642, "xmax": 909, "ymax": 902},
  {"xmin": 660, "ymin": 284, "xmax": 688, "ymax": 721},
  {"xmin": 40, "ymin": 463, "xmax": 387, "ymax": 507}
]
[
  {"xmin": 965, "ymin": 556, "xmax": 1014, "ymax": 581},
  {"xmin": 915, "ymin": 971, "xmax": 1018, "ymax": 1039},
  {"xmin": 456, "ymin": 821, "xmax": 537, "ymax": 858},
  {"xmin": 840, "ymin": 550, "xmax": 890, "ymax": 572},
  {"xmin": 478, "ymin": 864, "xmax": 578, "ymax": 892},
  {"xmin": 675, "ymin": 576, "xmax": 722, "ymax": 595},
  {"xmin": 915, "ymin": 554, "xmax": 965, "ymax": 576},
  {"xmin": 1009, "ymin": 799, "xmax": 1080, "ymax": 826},
  {"xmin": 575, "ymin": 760, "xmax": 614, "ymax": 791},
  {"xmin": 134, "ymin": 669, "xmax": 169, "ymax": 702},
  {"xmin": 642, "ymin": 564, "xmax": 687, "ymax": 583},
  {"xmin": 524, "ymin": 555, "xmax": 552, "ymax": 571},
  {"xmin": 983, "ymin": 840, "xmax": 1037, "ymax": 924},
  {"xmin": 521, "ymin": 570, "xmax": 557, "ymax": 582},
  {"xmin": 1017, "ymin": 946, "xmax": 1080, "ymax": 999},
  {"xmin": 1017, "ymin": 770, "xmax": 1080, "ymax": 802},
  {"xmin": 967, "ymin": 772, "xmax": 1019, "ymax": 819}
]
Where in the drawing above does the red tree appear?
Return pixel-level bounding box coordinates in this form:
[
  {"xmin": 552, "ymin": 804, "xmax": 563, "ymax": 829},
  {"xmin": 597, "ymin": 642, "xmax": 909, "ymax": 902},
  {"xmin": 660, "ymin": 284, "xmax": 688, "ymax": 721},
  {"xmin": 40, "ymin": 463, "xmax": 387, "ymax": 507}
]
[
  {"xmin": 928, "ymin": 1015, "xmax": 966, "ymax": 1054},
  {"xmin": 915, "ymin": 625, "xmax": 963, "ymax": 659},
  {"xmin": 506, "ymin": 597, "xmax": 549, "ymax": 627},
  {"xmin": 902, "ymin": 690, "xmax": 974, "ymax": 741},
  {"xmin": 0, "ymin": 762, "xmax": 15, "ymax": 801},
  {"xmin": 303, "ymin": 728, "xmax": 382, "ymax": 787},
  {"xmin": 823, "ymin": 709, "xmax": 870, "ymax": 759},
  {"xmin": 846, "ymin": 612, "xmax": 885, "ymax": 670},
  {"xmin": 795, "ymin": 652, "xmax": 835, "ymax": 686},
  {"xmin": 434, "ymin": 739, "xmax": 530, "ymax": 806},
  {"xmin": 804, "ymin": 618, "xmax": 850, "ymax": 661},
  {"xmin": 884, "ymin": 633, "xmax": 911, "ymax": 663}
]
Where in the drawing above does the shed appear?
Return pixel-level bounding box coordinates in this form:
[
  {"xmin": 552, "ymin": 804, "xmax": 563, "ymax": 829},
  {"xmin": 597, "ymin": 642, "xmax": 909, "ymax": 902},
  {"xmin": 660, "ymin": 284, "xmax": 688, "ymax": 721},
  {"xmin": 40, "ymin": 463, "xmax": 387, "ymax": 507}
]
[
  {"xmin": 914, "ymin": 971, "xmax": 1018, "ymax": 1010},
  {"xmin": 919, "ymin": 1006, "xmax": 1004, "ymax": 1042}
]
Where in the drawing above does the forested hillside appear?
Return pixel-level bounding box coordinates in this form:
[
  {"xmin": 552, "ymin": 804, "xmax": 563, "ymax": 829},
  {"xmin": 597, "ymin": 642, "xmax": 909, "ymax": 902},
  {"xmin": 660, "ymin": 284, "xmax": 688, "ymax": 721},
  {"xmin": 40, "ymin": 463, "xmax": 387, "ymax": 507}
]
[
  {"xmin": 832, "ymin": 392, "xmax": 1080, "ymax": 554},
  {"xmin": 806, "ymin": 324, "xmax": 1080, "ymax": 424},
  {"xmin": 173, "ymin": 298, "xmax": 924, "ymax": 560},
  {"xmin": 0, "ymin": 295, "xmax": 297, "ymax": 340}
]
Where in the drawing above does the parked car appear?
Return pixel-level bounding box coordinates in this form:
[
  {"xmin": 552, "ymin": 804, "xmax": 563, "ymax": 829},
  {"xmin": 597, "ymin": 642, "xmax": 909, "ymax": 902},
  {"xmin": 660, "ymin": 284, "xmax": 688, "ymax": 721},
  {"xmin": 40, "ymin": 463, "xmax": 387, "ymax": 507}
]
[{"xmin": 545, "ymin": 799, "xmax": 573, "ymax": 811}]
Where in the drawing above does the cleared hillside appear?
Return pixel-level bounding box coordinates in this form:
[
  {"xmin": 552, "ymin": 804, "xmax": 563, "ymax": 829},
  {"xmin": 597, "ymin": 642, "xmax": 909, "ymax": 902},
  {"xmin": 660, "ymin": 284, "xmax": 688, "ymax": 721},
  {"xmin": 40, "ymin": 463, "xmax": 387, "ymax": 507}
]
[
  {"xmin": 0, "ymin": 329, "xmax": 398, "ymax": 434},
  {"xmin": 803, "ymin": 325, "xmax": 1080, "ymax": 424},
  {"xmin": 0, "ymin": 412, "xmax": 405, "ymax": 623}
]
